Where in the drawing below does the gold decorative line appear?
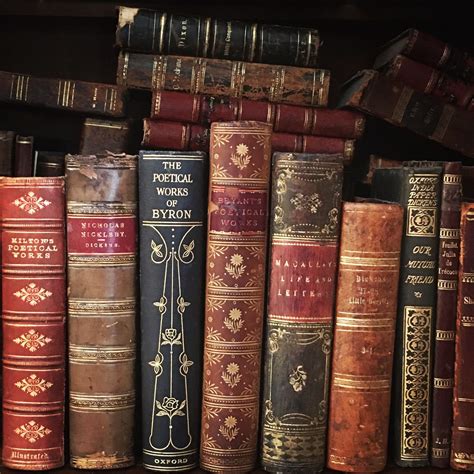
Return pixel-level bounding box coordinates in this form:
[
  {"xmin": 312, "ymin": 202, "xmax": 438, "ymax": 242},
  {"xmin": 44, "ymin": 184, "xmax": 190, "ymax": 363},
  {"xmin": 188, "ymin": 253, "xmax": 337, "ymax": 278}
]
[
  {"xmin": 336, "ymin": 318, "xmax": 394, "ymax": 328},
  {"xmin": 202, "ymin": 17, "xmax": 211, "ymax": 57},
  {"xmin": 443, "ymin": 174, "xmax": 462, "ymax": 184},
  {"xmin": 70, "ymin": 455, "xmax": 134, "ymax": 469},
  {"xmin": 438, "ymin": 279, "xmax": 457, "ymax": 290},
  {"xmin": 143, "ymin": 449, "xmax": 197, "ymax": 456},
  {"xmin": 432, "ymin": 106, "xmax": 455, "ymax": 142},
  {"xmin": 434, "ymin": 377, "xmax": 453, "ymax": 389},
  {"xmin": 436, "ymin": 330, "xmax": 455, "ymax": 341},
  {"xmin": 70, "ymin": 392, "xmax": 135, "ymax": 411},
  {"xmin": 458, "ymin": 398, "xmax": 474, "ymax": 403},
  {"xmin": 461, "ymin": 316, "xmax": 474, "ymax": 326},
  {"xmin": 439, "ymin": 228, "xmax": 460, "ymax": 239},
  {"xmin": 340, "ymin": 255, "xmax": 399, "ymax": 264},
  {"xmin": 438, "ymin": 44, "xmax": 451, "ymax": 67},
  {"xmin": 158, "ymin": 13, "xmax": 167, "ymax": 53},
  {"xmin": 69, "ymin": 345, "xmax": 135, "ymax": 362},
  {"xmin": 452, "ymin": 455, "xmax": 474, "ymax": 465},
  {"xmin": 143, "ymin": 464, "xmax": 197, "ymax": 472},
  {"xmin": 462, "ymin": 276, "xmax": 474, "ymax": 283},
  {"xmin": 458, "ymin": 427, "xmax": 474, "ymax": 432},
  {"xmin": 392, "ymin": 87, "xmax": 414, "ymax": 123},
  {"xmin": 432, "ymin": 448, "xmax": 449, "ymax": 458}
]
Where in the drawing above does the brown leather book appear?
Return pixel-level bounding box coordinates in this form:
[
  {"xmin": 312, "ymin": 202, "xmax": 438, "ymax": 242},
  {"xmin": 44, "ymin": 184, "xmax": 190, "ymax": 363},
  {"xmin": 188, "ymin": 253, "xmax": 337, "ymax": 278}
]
[
  {"xmin": 1, "ymin": 177, "xmax": 66, "ymax": 470},
  {"xmin": 79, "ymin": 118, "xmax": 131, "ymax": 155},
  {"xmin": 0, "ymin": 130, "xmax": 15, "ymax": 176},
  {"xmin": 261, "ymin": 153, "xmax": 343, "ymax": 472},
  {"xmin": 0, "ymin": 71, "xmax": 126, "ymax": 117},
  {"xmin": 327, "ymin": 201, "xmax": 404, "ymax": 472},
  {"xmin": 66, "ymin": 153, "xmax": 137, "ymax": 469},
  {"xmin": 13, "ymin": 135, "xmax": 34, "ymax": 177},
  {"xmin": 200, "ymin": 121, "xmax": 272, "ymax": 473},
  {"xmin": 117, "ymin": 53, "xmax": 330, "ymax": 107},
  {"xmin": 451, "ymin": 202, "xmax": 474, "ymax": 470},
  {"xmin": 431, "ymin": 162, "xmax": 462, "ymax": 467}
]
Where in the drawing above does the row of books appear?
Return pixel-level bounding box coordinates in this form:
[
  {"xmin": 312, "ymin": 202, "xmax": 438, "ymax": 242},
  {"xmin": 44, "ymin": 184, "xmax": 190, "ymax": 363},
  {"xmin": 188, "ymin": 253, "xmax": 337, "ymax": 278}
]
[{"xmin": 1, "ymin": 123, "xmax": 474, "ymax": 473}]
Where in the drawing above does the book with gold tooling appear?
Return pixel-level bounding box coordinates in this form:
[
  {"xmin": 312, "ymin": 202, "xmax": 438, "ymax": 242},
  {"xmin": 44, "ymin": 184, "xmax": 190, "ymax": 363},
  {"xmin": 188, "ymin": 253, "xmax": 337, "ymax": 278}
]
[
  {"xmin": 372, "ymin": 164, "xmax": 443, "ymax": 466},
  {"xmin": 260, "ymin": 153, "xmax": 343, "ymax": 472},
  {"xmin": 200, "ymin": 121, "xmax": 272, "ymax": 473},
  {"xmin": 1, "ymin": 177, "xmax": 66, "ymax": 470},
  {"xmin": 451, "ymin": 203, "xmax": 474, "ymax": 470},
  {"xmin": 139, "ymin": 150, "xmax": 207, "ymax": 471},
  {"xmin": 327, "ymin": 201, "xmax": 403, "ymax": 473},
  {"xmin": 66, "ymin": 153, "xmax": 137, "ymax": 469}
]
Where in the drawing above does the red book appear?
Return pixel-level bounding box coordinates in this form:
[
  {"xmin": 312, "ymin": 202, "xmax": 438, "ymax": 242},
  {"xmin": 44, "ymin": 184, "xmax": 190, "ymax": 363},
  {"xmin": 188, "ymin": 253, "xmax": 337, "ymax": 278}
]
[
  {"xmin": 1, "ymin": 177, "xmax": 66, "ymax": 470},
  {"xmin": 384, "ymin": 55, "xmax": 474, "ymax": 111},
  {"xmin": 142, "ymin": 119, "xmax": 355, "ymax": 163},
  {"xmin": 151, "ymin": 90, "xmax": 365, "ymax": 139}
]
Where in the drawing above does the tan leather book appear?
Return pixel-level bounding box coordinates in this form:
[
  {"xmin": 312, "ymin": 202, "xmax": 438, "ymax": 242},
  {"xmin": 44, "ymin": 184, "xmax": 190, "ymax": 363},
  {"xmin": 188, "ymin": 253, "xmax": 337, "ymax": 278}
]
[{"xmin": 65, "ymin": 153, "xmax": 137, "ymax": 469}]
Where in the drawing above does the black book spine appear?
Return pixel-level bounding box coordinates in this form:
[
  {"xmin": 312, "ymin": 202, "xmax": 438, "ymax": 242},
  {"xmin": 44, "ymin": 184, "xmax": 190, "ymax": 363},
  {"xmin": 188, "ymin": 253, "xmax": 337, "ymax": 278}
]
[
  {"xmin": 372, "ymin": 165, "xmax": 443, "ymax": 467},
  {"xmin": 139, "ymin": 150, "xmax": 207, "ymax": 471}
]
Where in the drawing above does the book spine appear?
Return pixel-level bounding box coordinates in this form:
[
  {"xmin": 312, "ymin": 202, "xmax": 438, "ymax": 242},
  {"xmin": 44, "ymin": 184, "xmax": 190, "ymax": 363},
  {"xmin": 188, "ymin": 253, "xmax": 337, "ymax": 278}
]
[
  {"xmin": 385, "ymin": 55, "xmax": 474, "ymax": 110},
  {"xmin": 451, "ymin": 203, "xmax": 474, "ymax": 470},
  {"xmin": 13, "ymin": 135, "xmax": 34, "ymax": 177},
  {"xmin": 261, "ymin": 153, "xmax": 343, "ymax": 472},
  {"xmin": 139, "ymin": 150, "xmax": 207, "ymax": 471},
  {"xmin": 79, "ymin": 118, "xmax": 130, "ymax": 155},
  {"xmin": 0, "ymin": 71, "xmax": 126, "ymax": 117},
  {"xmin": 117, "ymin": 53, "xmax": 329, "ymax": 107},
  {"xmin": 200, "ymin": 121, "xmax": 272, "ymax": 473},
  {"xmin": 35, "ymin": 152, "xmax": 65, "ymax": 177},
  {"xmin": 66, "ymin": 153, "xmax": 137, "ymax": 469},
  {"xmin": 406, "ymin": 30, "xmax": 474, "ymax": 83},
  {"xmin": 431, "ymin": 162, "xmax": 462, "ymax": 467},
  {"xmin": 327, "ymin": 201, "xmax": 403, "ymax": 473},
  {"xmin": 116, "ymin": 7, "xmax": 320, "ymax": 67},
  {"xmin": 0, "ymin": 131, "xmax": 15, "ymax": 176},
  {"xmin": 1, "ymin": 177, "xmax": 65, "ymax": 470},
  {"xmin": 341, "ymin": 70, "xmax": 474, "ymax": 159},
  {"xmin": 151, "ymin": 91, "xmax": 365, "ymax": 138},
  {"xmin": 142, "ymin": 119, "xmax": 354, "ymax": 161},
  {"xmin": 372, "ymin": 166, "xmax": 443, "ymax": 466}
]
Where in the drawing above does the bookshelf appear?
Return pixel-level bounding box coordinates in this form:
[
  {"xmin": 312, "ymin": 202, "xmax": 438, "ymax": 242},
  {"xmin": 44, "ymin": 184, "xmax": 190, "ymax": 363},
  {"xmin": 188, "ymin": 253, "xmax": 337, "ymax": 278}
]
[{"xmin": 0, "ymin": 1, "xmax": 472, "ymax": 473}]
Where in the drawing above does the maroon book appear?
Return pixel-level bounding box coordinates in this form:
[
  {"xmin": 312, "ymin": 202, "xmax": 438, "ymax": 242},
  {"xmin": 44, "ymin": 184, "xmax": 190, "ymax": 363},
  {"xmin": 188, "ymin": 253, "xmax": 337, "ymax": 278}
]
[
  {"xmin": 384, "ymin": 55, "xmax": 474, "ymax": 111},
  {"xmin": 151, "ymin": 90, "xmax": 365, "ymax": 138},
  {"xmin": 142, "ymin": 119, "xmax": 355, "ymax": 163},
  {"xmin": 13, "ymin": 135, "xmax": 34, "ymax": 177},
  {"xmin": 1, "ymin": 177, "xmax": 66, "ymax": 470}
]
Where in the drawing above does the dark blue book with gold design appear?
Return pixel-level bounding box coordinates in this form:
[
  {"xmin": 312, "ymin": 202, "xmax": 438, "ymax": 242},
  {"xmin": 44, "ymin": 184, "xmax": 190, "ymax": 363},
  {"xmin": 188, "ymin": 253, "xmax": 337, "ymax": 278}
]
[{"xmin": 139, "ymin": 150, "xmax": 207, "ymax": 471}]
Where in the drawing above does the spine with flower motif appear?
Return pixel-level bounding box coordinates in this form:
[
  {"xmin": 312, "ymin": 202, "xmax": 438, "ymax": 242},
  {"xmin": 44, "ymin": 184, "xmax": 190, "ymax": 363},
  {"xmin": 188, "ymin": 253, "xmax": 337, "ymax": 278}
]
[
  {"xmin": 1, "ymin": 177, "xmax": 66, "ymax": 470},
  {"xmin": 260, "ymin": 153, "xmax": 343, "ymax": 472},
  {"xmin": 200, "ymin": 121, "xmax": 272, "ymax": 473},
  {"xmin": 139, "ymin": 150, "xmax": 207, "ymax": 471}
]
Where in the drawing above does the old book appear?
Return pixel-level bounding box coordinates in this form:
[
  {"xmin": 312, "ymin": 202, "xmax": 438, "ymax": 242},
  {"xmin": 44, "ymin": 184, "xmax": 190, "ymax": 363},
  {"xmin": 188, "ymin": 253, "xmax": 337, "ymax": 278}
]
[
  {"xmin": 142, "ymin": 119, "xmax": 355, "ymax": 163},
  {"xmin": 200, "ymin": 121, "xmax": 272, "ymax": 473},
  {"xmin": 261, "ymin": 153, "xmax": 343, "ymax": 472},
  {"xmin": 1, "ymin": 177, "xmax": 66, "ymax": 470},
  {"xmin": 35, "ymin": 152, "xmax": 65, "ymax": 177},
  {"xmin": 139, "ymin": 150, "xmax": 207, "ymax": 471},
  {"xmin": 79, "ymin": 118, "xmax": 130, "ymax": 155},
  {"xmin": 0, "ymin": 71, "xmax": 126, "ymax": 117},
  {"xmin": 0, "ymin": 130, "xmax": 15, "ymax": 176},
  {"xmin": 431, "ymin": 162, "xmax": 462, "ymax": 467},
  {"xmin": 66, "ymin": 153, "xmax": 137, "ymax": 469},
  {"xmin": 117, "ymin": 53, "xmax": 330, "ymax": 107},
  {"xmin": 372, "ymin": 164, "xmax": 443, "ymax": 466},
  {"xmin": 339, "ymin": 70, "xmax": 474, "ymax": 159},
  {"xmin": 451, "ymin": 202, "xmax": 474, "ymax": 470},
  {"xmin": 116, "ymin": 7, "xmax": 320, "ymax": 67},
  {"xmin": 362, "ymin": 155, "xmax": 403, "ymax": 185},
  {"xmin": 151, "ymin": 90, "xmax": 365, "ymax": 138},
  {"xmin": 327, "ymin": 201, "xmax": 403, "ymax": 473},
  {"xmin": 374, "ymin": 29, "xmax": 474, "ymax": 83},
  {"xmin": 13, "ymin": 135, "xmax": 34, "ymax": 177},
  {"xmin": 383, "ymin": 55, "xmax": 474, "ymax": 110}
]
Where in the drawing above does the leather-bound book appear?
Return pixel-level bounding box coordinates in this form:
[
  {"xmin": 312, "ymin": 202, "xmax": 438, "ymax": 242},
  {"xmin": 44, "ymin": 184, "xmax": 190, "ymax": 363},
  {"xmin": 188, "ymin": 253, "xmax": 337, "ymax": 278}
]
[
  {"xmin": 431, "ymin": 162, "xmax": 462, "ymax": 467},
  {"xmin": 13, "ymin": 135, "xmax": 34, "ymax": 177},
  {"xmin": 35, "ymin": 152, "xmax": 65, "ymax": 177},
  {"xmin": 261, "ymin": 153, "xmax": 343, "ymax": 472},
  {"xmin": 151, "ymin": 91, "xmax": 366, "ymax": 139},
  {"xmin": 0, "ymin": 131, "xmax": 15, "ymax": 176},
  {"xmin": 142, "ymin": 119, "xmax": 355, "ymax": 163},
  {"xmin": 139, "ymin": 150, "xmax": 207, "ymax": 471},
  {"xmin": 79, "ymin": 118, "xmax": 130, "ymax": 155},
  {"xmin": 1, "ymin": 177, "xmax": 66, "ymax": 470},
  {"xmin": 372, "ymin": 164, "xmax": 443, "ymax": 466},
  {"xmin": 451, "ymin": 202, "xmax": 474, "ymax": 470},
  {"xmin": 339, "ymin": 70, "xmax": 474, "ymax": 159},
  {"xmin": 383, "ymin": 55, "xmax": 474, "ymax": 110},
  {"xmin": 0, "ymin": 71, "xmax": 126, "ymax": 117},
  {"xmin": 66, "ymin": 153, "xmax": 137, "ymax": 469},
  {"xmin": 374, "ymin": 29, "xmax": 474, "ymax": 83},
  {"xmin": 327, "ymin": 201, "xmax": 403, "ymax": 473},
  {"xmin": 200, "ymin": 121, "xmax": 272, "ymax": 473},
  {"xmin": 117, "ymin": 53, "xmax": 329, "ymax": 107},
  {"xmin": 362, "ymin": 155, "xmax": 403, "ymax": 185},
  {"xmin": 116, "ymin": 7, "xmax": 320, "ymax": 67}
]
